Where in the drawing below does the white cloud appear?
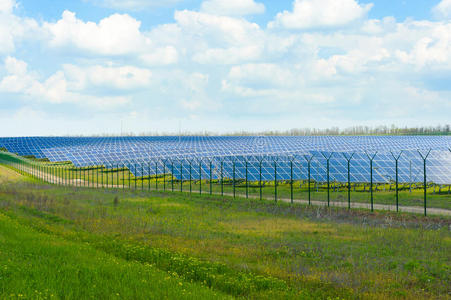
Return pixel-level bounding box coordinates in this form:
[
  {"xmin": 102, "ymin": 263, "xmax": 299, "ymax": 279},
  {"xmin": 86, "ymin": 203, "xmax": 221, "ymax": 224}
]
[
  {"xmin": 42, "ymin": 10, "xmax": 179, "ymax": 65},
  {"xmin": 44, "ymin": 10, "xmax": 149, "ymax": 55},
  {"xmin": 200, "ymin": 0, "xmax": 265, "ymax": 16},
  {"xmin": 174, "ymin": 10, "xmax": 262, "ymax": 46},
  {"xmin": 432, "ymin": 0, "xmax": 451, "ymax": 20},
  {"xmin": 0, "ymin": 0, "xmax": 15, "ymax": 13},
  {"xmin": 174, "ymin": 10, "xmax": 265, "ymax": 64},
  {"xmin": 86, "ymin": 0, "xmax": 182, "ymax": 11},
  {"xmin": 269, "ymin": 0, "xmax": 373, "ymax": 30},
  {"xmin": 0, "ymin": 57, "xmax": 130, "ymax": 107},
  {"xmin": 361, "ymin": 17, "xmax": 396, "ymax": 35},
  {"xmin": 392, "ymin": 22, "xmax": 451, "ymax": 69},
  {"xmin": 0, "ymin": 0, "xmax": 40, "ymax": 54},
  {"xmin": 179, "ymin": 72, "xmax": 221, "ymax": 112},
  {"xmin": 227, "ymin": 63, "xmax": 297, "ymax": 87},
  {"xmin": 221, "ymin": 62, "xmax": 335, "ymax": 105},
  {"xmin": 4, "ymin": 55, "xmax": 27, "ymax": 75},
  {"xmin": 139, "ymin": 46, "xmax": 178, "ymax": 65},
  {"xmin": 63, "ymin": 64, "xmax": 152, "ymax": 90},
  {"xmin": 0, "ymin": 56, "xmax": 38, "ymax": 93}
]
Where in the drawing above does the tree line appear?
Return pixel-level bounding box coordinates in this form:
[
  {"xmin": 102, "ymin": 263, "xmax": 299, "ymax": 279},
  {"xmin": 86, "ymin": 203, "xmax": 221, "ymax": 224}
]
[{"xmin": 61, "ymin": 124, "xmax": 451, "ymax": 137}]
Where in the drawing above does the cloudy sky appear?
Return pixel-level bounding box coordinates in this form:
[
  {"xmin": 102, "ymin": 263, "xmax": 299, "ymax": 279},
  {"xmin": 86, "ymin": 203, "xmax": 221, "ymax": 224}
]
[{"xmin": 0, "ymin": 0, "xmax": 450, "ymax": 136}]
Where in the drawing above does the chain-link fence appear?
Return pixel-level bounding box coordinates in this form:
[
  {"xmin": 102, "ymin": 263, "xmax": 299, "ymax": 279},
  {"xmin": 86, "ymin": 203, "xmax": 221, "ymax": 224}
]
[{"xmin": 1, "ymin": 150, "xmax": 450, "ymax": 216}]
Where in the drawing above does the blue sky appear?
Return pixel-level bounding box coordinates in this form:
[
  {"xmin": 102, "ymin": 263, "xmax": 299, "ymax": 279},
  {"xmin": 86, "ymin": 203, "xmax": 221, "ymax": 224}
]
[{"xmin": 0, "ymin": 0, "xmax": 450, "ymax": 136}]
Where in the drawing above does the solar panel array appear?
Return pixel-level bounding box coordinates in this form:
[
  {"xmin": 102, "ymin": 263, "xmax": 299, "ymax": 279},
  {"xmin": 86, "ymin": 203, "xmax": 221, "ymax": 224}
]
[{"xmin": 0, "ymin": 136, "xmax": 450, "ymax": 184}]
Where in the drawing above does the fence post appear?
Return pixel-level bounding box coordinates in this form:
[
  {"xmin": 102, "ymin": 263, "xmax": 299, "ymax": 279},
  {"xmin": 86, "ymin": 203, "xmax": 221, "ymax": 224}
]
[
  {"xmin": 418, "ymin": 149, "xmax": 431, "ymax": 216},
  {"xmin": 111, "ymin": 164, "xmax": 114, "ymax": 188},
  {"xmin": 220, "ymin": 160, "xmax": 224, "ymax": 197},
  {"xmin": 105, "ymin": 164, "xmax": 108, "ymax": 189},
  {"xmin": 115, "ymin": 164, "xmax": 118, "ymax": 188},
  {"xmin": 232, "ymin": 159, "xmax": 236, "ymax": 199},
  {"xmin": 390, "ymin": 151, "xmax": 403, "ymax": 212},
  {"xmin": 54, "ymin": 165, "xmax": 57, "ymax": 186},
  {"xmin": 134, "ymin": 163, "xmax": 137, "ymax": 190},
  {"xmin": 209, "ymin": 159, "xmax": 213, "ymax": 195},
  {"xmin": 163, "ymin": 160, "xmax": 166, "ymax": 192},
  {"xmin": 104, "ymin": 165, "xmax": 108, "ymax": 188},
  {"xmin": 321, "ymin": 152, "xmax": 334, "ymax": 207},
  {"xmin": 342, "ymin": 153, "xmax": 355, "ymax": 210},
  {"xmin": 155, "ymin": 160, "xmax": 158, "ymax": 191},
  {"xmin": 303, "ymin": 155, "xmax": 314, "ymax": 205},
  {"xmin": 171, "ymin": 160, "xmax": 174, "ymax": 192},
  {"xmin": 365, "ymin": 152, "xmax": 378, "ymax": 212},
  {"xmin": 259, "ymin": 158, "xmax": 263, "ymax": 200},
  {"xmin": 199, "ymin": 159, "xmax": 202, "ymax": 195},
  {"xmin": 289, "ymin": 156, "xmax": 297, "ymax": 205},
  {"xmin": 189, "ymin": 160, "xmax": 192, "ymax": 194},
  {"xmin": 274, "ymin": 158, "xmax": 278, "ymax": 202},
  {"xmin": 121, "ymin": 164, "xmax": 124, "ymax": 190},
  {"xmin": 180, "ymin": 160, "xmax": 183, "ymax": 193},
  {"xmin": 140, "ymin": 163, "xmax": 143, "ymax": 190},
  {"xmin": 245, "ymin": 159, "xmax": 249, "ymax": 199},
  {"xmin": 106, "ymin": 165, "xmax": 109, "ymax": 188},
  {"xmin": 148, "ymin": 162, "xmax": 151, "ymax": 191},
  {"xmin": 127, "ymin": 164, "xmax": 130, "ymax": 189},
  {"xmin": 109, "ymin": 165, "xmax": 111, "ymax": 189}
]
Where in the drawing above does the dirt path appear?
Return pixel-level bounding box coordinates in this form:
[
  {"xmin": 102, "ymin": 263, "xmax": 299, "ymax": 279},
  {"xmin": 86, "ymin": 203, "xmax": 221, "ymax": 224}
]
[
  {"xmin": 0, "ymin": 165, "xmax": 25, "ymax": 183},
  {"xmin": 4, "ymin": 164, "xmax": 451, "ymax": 216},
  {"xmin": 16, "ymin": 165, "xmax": 125, "ymax": 189},
  {"xmin": 217, "ymin": 192, "xmax": 451, "ymax": 216}
]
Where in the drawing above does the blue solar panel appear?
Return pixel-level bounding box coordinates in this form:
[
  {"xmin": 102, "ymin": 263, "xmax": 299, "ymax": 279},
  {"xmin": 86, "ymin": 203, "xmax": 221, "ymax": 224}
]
[{"xmin": 0, "ymin": 136, "xmax": 450, "ymax": 184}]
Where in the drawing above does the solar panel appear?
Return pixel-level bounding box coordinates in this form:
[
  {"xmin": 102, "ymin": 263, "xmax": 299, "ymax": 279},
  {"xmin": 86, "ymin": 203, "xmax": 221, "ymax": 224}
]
[{"xmin": 0, "ymin": 136, "xmax": 450, "ymax": 184}]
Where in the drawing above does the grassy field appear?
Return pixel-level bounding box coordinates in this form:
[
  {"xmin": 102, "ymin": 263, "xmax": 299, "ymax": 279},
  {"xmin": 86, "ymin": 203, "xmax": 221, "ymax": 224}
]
[
  {"xmin": 0, "ymin": 213, "xmax": 230, "ymax": 299},
  {"xmin": 0, "ymin": 165, "xmax": 450, "ymax": 299}
]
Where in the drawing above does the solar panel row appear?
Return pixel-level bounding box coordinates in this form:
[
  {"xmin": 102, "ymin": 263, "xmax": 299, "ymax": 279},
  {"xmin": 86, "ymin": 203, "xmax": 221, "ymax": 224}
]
[{"xmin": 0, "ymin": 136, "xmax": 450, "ymax": 184}]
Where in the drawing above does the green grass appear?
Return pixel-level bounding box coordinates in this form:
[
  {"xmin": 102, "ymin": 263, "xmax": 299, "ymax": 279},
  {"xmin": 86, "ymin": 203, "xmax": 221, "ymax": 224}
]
[
  {"xmin": 0, "ymin": 211, "xmax": 230, "ymax": 299},
  {"xmin": 0, "ymin": 165, "xmax": 450, "ymax": 299}
]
